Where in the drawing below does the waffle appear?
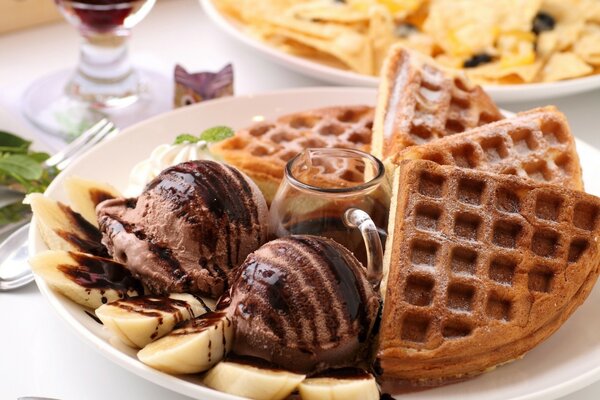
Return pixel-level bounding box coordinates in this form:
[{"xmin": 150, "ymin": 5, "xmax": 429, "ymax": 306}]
[
  {"xmin": 211, "ymin": 106, "xmax": 374, "ymax": 203},
  {"xmin": 377, "ymin": 159, "xmax": 600, "ymax": 392},
  {"xmin": 395, "ymin": 106, "xmax": 583, "ymax": 191},
  {"xmin": 372, "ymin": 45, "xmax": 504, "ymax": 161}
]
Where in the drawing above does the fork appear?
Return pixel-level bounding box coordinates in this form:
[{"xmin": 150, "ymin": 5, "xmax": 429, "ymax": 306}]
[{"xmin": 0, "ymin": 119, "xmax": 117, "ymax": 291}]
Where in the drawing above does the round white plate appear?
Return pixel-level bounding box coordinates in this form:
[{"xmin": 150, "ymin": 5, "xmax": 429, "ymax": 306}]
[
  {"xmin": 31, "ymin": 87, "xmax": 600, "ymax": 400},
  {"xmin": 201, "ymin": 0, "xmax": 600, "ymax": 104}
]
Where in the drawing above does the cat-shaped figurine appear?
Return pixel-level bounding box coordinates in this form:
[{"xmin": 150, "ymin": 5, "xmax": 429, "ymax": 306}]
[{"xmin": 174, "ymin": 63, "xmax": 233, "ymax": 108}]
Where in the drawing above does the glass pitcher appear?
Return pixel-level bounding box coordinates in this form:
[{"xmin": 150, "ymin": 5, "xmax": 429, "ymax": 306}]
[{"xmin": 269, "ymin": 148, "xmax": 388, "ymax": 287}]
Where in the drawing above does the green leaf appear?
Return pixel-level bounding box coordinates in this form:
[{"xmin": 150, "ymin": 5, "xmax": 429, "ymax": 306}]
[
  {"xmin": 28, "ymin": 152, "xmax": 51, "ymax": 163},
  {"xmin": 0, "ymin": 154, "xmax": 43, "ymax": 180},
  {"xmin": 0, "ymin": 202, "xmax": 31, "ymax": 226},
  {"xmin": 0, "ymin": 131, "xmax": 31, "ymax": 152},
  {"xmin": 173, "ymin": 134, "xmax": 201, "ymax": 145},
  {"xmin": 0, "ymin": 146, "xmax": 27, "ymax": 154},
  {"xmin": 199, "ymin": 126, "xmax": 234, "ymax": 142}
]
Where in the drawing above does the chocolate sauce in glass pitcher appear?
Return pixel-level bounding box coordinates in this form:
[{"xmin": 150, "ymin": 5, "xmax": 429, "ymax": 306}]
[{"xmin": 278, "ymin": 201, "xmax": 388, "ymax": 268}]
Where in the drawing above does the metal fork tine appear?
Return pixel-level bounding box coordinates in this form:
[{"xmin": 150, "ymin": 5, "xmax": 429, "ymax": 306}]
[
  {"xmin": 55, "ymin": 123, "xmax": 116, "ymax": 170},
  {"xmin": 44, "ymin": 118, "xmax": 110, "ymax": 168}
]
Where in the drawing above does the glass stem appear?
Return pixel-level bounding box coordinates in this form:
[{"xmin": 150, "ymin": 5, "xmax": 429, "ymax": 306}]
[
  {"xmin": 78, "ymin": 34, "xmax": 132, "ymax": 83},
  {"xmin": 66, "ymin": 32, "xmax": 140, "ymax": 108}
]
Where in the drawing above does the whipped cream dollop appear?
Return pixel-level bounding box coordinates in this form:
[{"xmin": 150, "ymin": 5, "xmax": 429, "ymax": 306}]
[{"xmin": 126, "ymin": 141, "xmax": 214, "ymax": 196}]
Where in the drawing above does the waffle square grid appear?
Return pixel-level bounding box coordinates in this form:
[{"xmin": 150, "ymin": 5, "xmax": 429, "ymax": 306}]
[
  {"xmin": 373, "ymin": 45, "xmax": 503, "ymax": 160},
  {"xmin": 385, "ymin": 161, "xmax": 600, "ymax": 350},
  {"xmin": 215, "ymin": 106, "xmax": 374, "ymax": 168},
  {"xmin": 396, "ymin": 107, "xmax": 582, "ymax": 190}
]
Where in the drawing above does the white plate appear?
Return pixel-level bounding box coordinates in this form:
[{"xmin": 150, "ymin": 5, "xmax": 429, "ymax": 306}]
[
  {"xmin": 201, "ymin": 0, "xmax": 600, "ymax": 104},
  {"xmin": 31, "ymin": 87, "xmax": 600, "ymax": 400}
]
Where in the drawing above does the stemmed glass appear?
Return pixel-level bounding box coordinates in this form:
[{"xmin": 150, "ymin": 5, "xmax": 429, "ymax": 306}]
[{"xmin": 22, "ymin": 0, "xmax": 161, "ymax": 139}]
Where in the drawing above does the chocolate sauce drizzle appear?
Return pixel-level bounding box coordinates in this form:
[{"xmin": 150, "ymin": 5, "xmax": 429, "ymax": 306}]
[
  {"xmin": 89, "ymin": 189, "xmax": 115, "ymax": 208},
  {"xmin": 147, "ymin": 161, "xmax": 254, "ymax": 227},
  {"xmin": 85, "ymin": 310, "xmax": 103, "ymax": 325},
  {"xmin": 58, "ymin": 252, "xmax": 143, "ymax": 297},
  {"xmin": 109, "ymin": 296, "xmax": 201, "ymax": 339},
  {"xmin": 293, "ymin": 236, "xmax": 371, "ymax": 342},
  {"xmin": 229, "ymin": 235, "xmax": 378, "ymax": 374},
  {"xmin": 172, "ymin": 311, "xmax": 228, "ymax": 335},
  {"xmin": 98, "ymin": 160, "xmax": 266, "ymax": 297},
  {"xmin": 111, "ymin": 296, "xmax": 193, "ymax": 319},
  {"xmin": 57, "ymin": 203, "xmax": 108, "ymax": 257},
  {"xmin": 311, "ymin": 367, "xmax": 373, "ymax": 380},
  {"xmin": 225, "ymin": 354, "xmax": 289, "ymax": 372}
]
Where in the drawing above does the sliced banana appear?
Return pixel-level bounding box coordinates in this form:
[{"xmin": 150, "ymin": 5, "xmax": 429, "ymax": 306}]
[
  {"xmin": 203, "ymin": 361, "xmax": 305, "ymax": 400},
  {"xmin": 26, "ymin": 193, "xmax": 107, "ymax": 256},
  {"xmin": 29, "ymin": 250, "xmax": 143, "ymax": 309},
  {"xmin": 64, "ymin": 176, "xmax": 121, "ymax": 227},
  {"xmin": 299, "ymin": 372, "xmax": 379, "ymax": 400},
  {"xmin": 137, "ymin": 312, "xmax": 232, "ymax": 374},
  {"xmin": 96, "ymin": 293, "xmax": 211, "ymax": 348}
]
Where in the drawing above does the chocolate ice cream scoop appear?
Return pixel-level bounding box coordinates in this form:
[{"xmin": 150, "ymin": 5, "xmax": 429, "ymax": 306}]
[
  {"xmin": 226, "ymin": 235, "xmax": 380, "ymax": 373},
  {"xmin": 97, "ymin": 160, "xmax": 269, "ymax": 298}
]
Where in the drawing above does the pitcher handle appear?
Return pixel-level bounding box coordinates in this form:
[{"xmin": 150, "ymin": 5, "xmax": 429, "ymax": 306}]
[{"xmin": 343, "ymin": 208, "xmax": 383, "ymax": 291}]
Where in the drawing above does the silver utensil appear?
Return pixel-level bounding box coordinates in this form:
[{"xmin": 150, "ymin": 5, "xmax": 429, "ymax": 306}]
[
  {"xmin": 0, "ymin": 186, "xmax": 28, "ymax": 209},
  {"xmin": 0, "ymin": 119, "xmax": 117, "ymax": 291},
  {"xmin": 18, "ymin": 397, "xmax": 61, "ymax": 400}
]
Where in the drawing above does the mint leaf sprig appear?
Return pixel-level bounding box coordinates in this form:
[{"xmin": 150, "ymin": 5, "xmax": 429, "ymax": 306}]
[
  {"xmin": 0, "ymin": 130, "xmax": 57, "ymax": 225},
  {"xmin": 174, "ymin": 126, "xmax": 234, "ymax": 145},
  {"xmin": 0, "ymin": 130, "xmax": 56, "ymax": 193}
]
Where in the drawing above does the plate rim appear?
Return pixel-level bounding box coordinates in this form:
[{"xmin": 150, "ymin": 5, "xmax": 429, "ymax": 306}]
[
  {"xmin": 29, "ymin": 86, "xmax": 600, "ymax": 400},
  {"xmin": 200, "ymin": 0, "xmax": 600, "ymax": 100}
]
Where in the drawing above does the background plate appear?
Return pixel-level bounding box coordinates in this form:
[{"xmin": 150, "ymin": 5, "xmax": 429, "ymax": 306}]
[
  {"xmin": 31, "ymin": 87, "xmax": 600, "ymax": 400},
  {"xmin": 200, "ymin": 0, "xmax": 600, "ymax": 104}
]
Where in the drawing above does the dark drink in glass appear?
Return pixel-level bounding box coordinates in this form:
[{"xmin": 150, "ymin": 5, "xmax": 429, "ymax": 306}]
[{"xmin": 55, "ymin": 0, "xmax": 154, "ymax": 36}]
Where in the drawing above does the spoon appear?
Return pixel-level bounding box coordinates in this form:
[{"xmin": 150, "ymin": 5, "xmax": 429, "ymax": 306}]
[{"xmin": 0, "ymin": 223, "xmax": 33, "ymax": 290}]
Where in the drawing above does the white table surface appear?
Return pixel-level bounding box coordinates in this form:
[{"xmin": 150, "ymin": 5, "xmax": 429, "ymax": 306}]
[{"xmin": 1, "ymin": 1, "xmax": 599, "ymax": 399}]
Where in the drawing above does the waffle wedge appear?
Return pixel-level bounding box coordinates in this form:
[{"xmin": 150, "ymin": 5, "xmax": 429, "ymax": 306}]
[
  {"xmin": 211, "ymin": 106, "xmax": 374, "ymax": 203},
  {"xmin": 372, "ymin": 45, "xmax": 503, "ymax": 161},
  {"xmin": 377, "ymin": 160, "xmax": 600, "ymax": 392},
  {"xmin": 395, "ymin": 106, "xmax": 583, "ymax": 190}
]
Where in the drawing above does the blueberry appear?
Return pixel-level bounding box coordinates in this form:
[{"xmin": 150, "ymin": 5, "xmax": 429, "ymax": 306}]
[
  {"xmin": 394, "ymin": 22, "xmax": 419, "ymax": 38},
  {"xmin": 532, "ymin": 12, "xmax": 556, "ymax": 35},
  {"xmin": 463, "ymin": 53, "xmax": 493, "ymax": 68}
]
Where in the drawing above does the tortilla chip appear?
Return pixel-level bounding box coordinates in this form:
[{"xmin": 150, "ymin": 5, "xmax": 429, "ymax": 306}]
[
  {"xmin": 555, "ymin": 20, "xmax": 586, "ymax": 51},
  {"xmin": 263, "ymin": 21, "xmax": 373, "ymax": 74},
  {"xmin": 466, "ymin": 59, "xmax": 543, "ymax": 84},
  {"xmin": 542, "ymin": 52, "xmax": 593, "ymax": 81},
  {"xmin": 368, "ymin": 5, "xmax": 395, "ymax": 74},
  {"xmin": 434, "ymin": 54, "xmax": 464, "ymax": 69},
  {"xmin": 537, "ymin": 31, "xmax": 560, "ymax": 59},
  {"xmin": 287, "ymin": 1, "xmax": 371, "ymax": 24},
  {"xmin": 215, "ymin": 0, "xmax": 600, "ymax": 84},
  {"xmin": 424, "ymin": 0, "xmax": 541, "ymax": 57},
  {"xmin": 586, "ymin": 0, "xmax": 600, "ymax": 23},
  {"xmin": 541, "ymin": 0, "xmax": 588, "ymax": 23},
  {"xmin": 399, "ymin": 33, "xmax": 436, "ymax": 58},
  {"xmin": 216, "ymin": 0, "xmax": 305, "ymax": 24},
  {"xmin": 574, "ymin": 24, "xmax": 600, "ymax": 65}
]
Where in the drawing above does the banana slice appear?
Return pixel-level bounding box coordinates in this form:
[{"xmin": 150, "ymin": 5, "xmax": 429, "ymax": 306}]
[
  {"xmin": 96, "ymin": 293, "xmax": 211, "ymax": 348},
  {"xmin": 26, "ymin": 193, "xmax": 107, "ymax": 256},
  {"xmin": 29, "ymin": 250, "xmax": 143, "ymax": 309},
  {"xmin": 299, "ymin": 370, "xmax": 379, "ymax": 400},
  {"xmin": 64, "ymin": 176, "xmax": 121, "ymax": 227},
  {"xmin": 203, "ymin": 361, "xmax": 305, "ymax": 400},
  {"xmin": 137, "ymin": 312, "xmax": 232, "ymax": 374}
]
